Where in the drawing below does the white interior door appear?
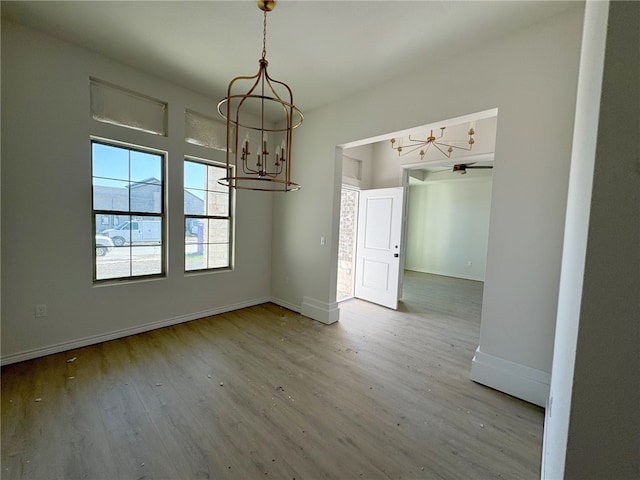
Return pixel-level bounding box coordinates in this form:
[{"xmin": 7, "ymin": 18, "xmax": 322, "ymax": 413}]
[{"xmin": 354, "ymin": 187, "xmax": 405, "ymax": 309}]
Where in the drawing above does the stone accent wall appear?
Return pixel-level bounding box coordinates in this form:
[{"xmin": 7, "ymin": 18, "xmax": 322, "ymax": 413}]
[{"xmin": 337, "ymin": 188, "xmax": 358, "ymax": 301}]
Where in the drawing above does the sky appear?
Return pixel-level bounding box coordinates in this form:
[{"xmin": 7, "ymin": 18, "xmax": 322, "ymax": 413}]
[{"xmin": 92, "ymin": 142, "xmax": 210, "ymax": 200}]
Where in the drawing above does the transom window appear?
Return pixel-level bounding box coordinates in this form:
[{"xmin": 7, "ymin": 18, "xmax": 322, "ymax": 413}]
[
  {"xmin": 184, "ymin": 158, "xmax": 232, "ymax": 271},
  {"xmin": 92, "ymin": 141, "xmax": 165, "ymax": 281}
]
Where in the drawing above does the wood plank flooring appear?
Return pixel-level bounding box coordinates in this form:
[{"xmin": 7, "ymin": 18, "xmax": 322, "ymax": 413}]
[{"xmin": 1, "ymin": 272, "xmax": 544, "ymax": 479}]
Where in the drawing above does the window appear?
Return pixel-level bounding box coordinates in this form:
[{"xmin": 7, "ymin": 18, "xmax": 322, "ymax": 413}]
[
  {"xmin": 184, "ymin": 159, "xmax": 232, "ymax": 271},
  {"xmin": 92, "ymin": 141, "xmax": 165, "ymax": 281}
]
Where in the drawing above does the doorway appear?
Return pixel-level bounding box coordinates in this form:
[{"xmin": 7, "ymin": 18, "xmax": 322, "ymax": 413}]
[{"xmin": 335, "ymin": 110, "xmax": 497, "ymax": 310}]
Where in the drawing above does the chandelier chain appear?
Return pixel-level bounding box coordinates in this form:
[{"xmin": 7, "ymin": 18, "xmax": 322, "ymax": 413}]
[{"xmin": 262, "ymin": 9, "xmax": 268, "ymax": 60}]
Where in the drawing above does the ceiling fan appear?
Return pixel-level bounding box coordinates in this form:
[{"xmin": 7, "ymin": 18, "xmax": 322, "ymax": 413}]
[{"xmin": 452, "ymin": 163, "xmax": 493, "ymax": 175}]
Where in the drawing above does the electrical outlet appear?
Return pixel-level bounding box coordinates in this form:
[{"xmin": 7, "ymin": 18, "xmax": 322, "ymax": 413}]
[{"xmin": 35, "ymin": 304, "xmax": 47, "ymax": 318}]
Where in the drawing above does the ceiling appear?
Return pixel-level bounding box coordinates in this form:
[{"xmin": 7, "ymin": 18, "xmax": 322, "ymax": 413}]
[{"xmin": 2, "ymin": 1, "xmax": 581, "ymax": 114}]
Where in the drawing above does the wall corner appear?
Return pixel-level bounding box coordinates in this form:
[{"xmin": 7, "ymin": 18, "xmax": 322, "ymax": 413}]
[{"xmin": 300, "ymin": 296, "xmax": 340, "ymax": 325}]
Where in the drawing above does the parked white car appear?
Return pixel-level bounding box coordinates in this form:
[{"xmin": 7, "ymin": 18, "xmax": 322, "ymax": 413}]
[
  {"xmin": 95, "ymin": 234, "xmax": 114, "ymax": 257},
  {"xmin": 101, "ymin": 220, "xmax": 162, "ymax": 246}
]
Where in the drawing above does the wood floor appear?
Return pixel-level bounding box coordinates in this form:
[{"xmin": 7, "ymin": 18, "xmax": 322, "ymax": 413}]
[{"xmin": 1, "ymin": 272, "xmax": 544, "ymax": 480}]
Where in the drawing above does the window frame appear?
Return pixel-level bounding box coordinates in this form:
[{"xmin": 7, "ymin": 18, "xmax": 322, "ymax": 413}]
[
  {"xmin": 91, "ymin": 138, "xmax": 167, "ymax": 283},
  {"xmin": 184, "ymin": 156, "xmax": 234, "ymax": 273}
]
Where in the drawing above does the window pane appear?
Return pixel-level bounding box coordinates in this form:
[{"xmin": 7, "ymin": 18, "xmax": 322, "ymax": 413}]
[
  {"xmin": 96, "ymin": 213, "xmax": 119, "ymax": 235},
  {"xmin": 92, "ymin": 143, "xmax": 129, "ymax": 181},
  {"xmin": 206, "ymin": 219, "xmax": 229, "ymax": 243},
  {"xmin": 185, "ymin": 217, "xmax": 204, "ymax": 271},
  {"xmin": 206, "ymin": 244, "xmax": 229, "ymax": 269},
  {"xmin": 207, "ymin": 190, "xmax": 229, "ymax": 216},
  {"xmin": 185, "ymin": 218, "xmax": 200, "ymax": 237},
  {"xmin": 184, "ymin": 243, "xmax": 230, "ymax": 271},
  {"xmin": 185, "ymin": 189, "xmax": 205, "ymax": 215},
  {"xmin": 207, "ymin": 164, "xmax": 228, "ymax": 193},
  {"xmin": 96, "ymin": 256, "xmax": 131, "ymax": 280},
  {"xmin": 135, "ymin": 215, "xmax": 162, "ymax": 246},
  {"xmin": 130, "ymin": 180, "xmax": 162, "ymax": 214},
  {"xmin": 95, "ymin": 222, "xmax": 115, "ymax": 276},
  {"xmin": 93, "ymin": 178, "xmax": 130, "ymax": 211},
  {"xmin": 130, "ymin": 150, "xmax": 162, "ymax": 183},
  {"xmin": 130, "ymin": 245, "xmax": 162, "ymax": 276},
  {"xmin": 184, "ymin": 160, "xmax": 206, "ymax": 190}
]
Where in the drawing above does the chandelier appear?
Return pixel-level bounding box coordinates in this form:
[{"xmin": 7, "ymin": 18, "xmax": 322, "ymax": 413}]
[
  {"xmin": 390, "ymin": 126, "xmax": 475, "ymax": 160},
  {"xmin": 217, "ymin": 0, "xmax": 303, "ymax": 191}
]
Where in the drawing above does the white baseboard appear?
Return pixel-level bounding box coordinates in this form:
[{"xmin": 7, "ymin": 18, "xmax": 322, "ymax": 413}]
[
  {"xmin": 0, "ymin": 297, "xmax": 270, "ymax": 366},
  {"xmin": 2, "ymin": 295, "xmax": 341, "ymax": 366},
  {"xmin": 300, "ymin": 296, "xmax": 340, "ymax": 325},
  {"xmin": 470, "ymin": 347, "xmax": 550, "ymax": 408},
  {"xmin": 269, "ymin": 297, "xmax": 301, "ymax": 314},
  {"xmin": 406, "ymin": 267, "xmax": 484, "ymax": 283}
]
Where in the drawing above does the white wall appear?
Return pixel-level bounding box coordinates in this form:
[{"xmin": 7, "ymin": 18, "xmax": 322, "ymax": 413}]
[
  {"xmin": 1, "ymin": 21, "xmax": 274, "ymax": 363},
  {"xmin": 271, "ymin": 6, "xmax": 585, "ymax": 406},
  {"xmin": 543, "ymin": 1, "xmax": 640, "ymax": 478},
  {"xmin": 341, "ymin": 144, "xmax": 374, "ymax": 189},
  {"xmin": 405, "ymin": 171, "xmax": 492, "ymax": 281}
]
